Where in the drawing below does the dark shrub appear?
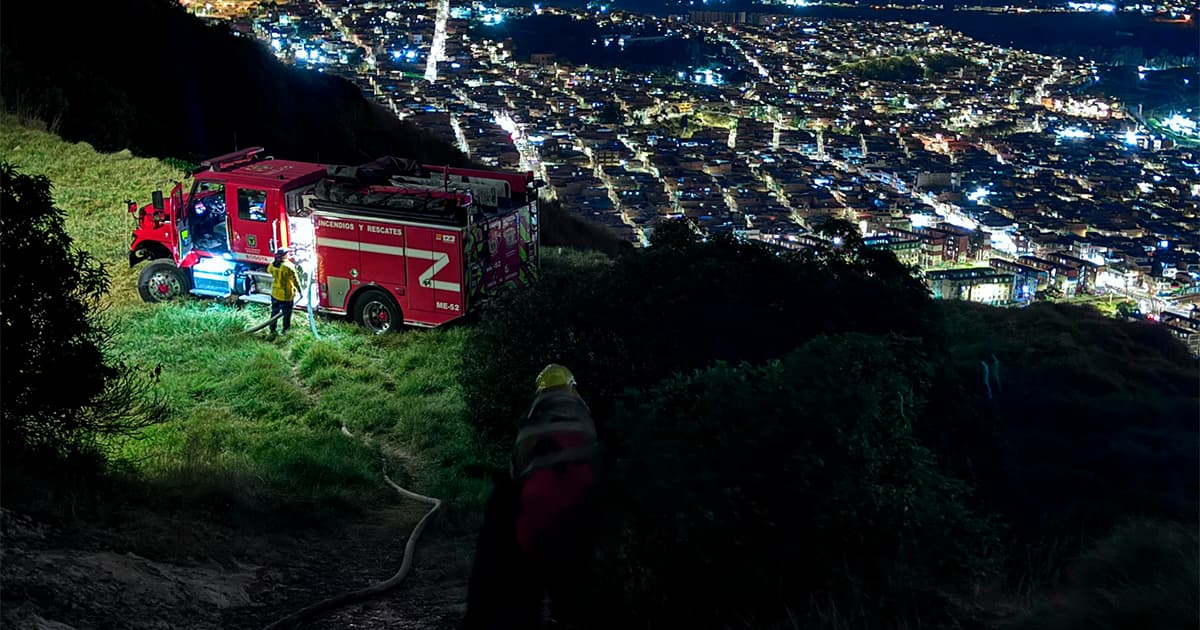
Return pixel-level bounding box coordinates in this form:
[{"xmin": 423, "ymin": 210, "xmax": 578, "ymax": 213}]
[
  {"xmin": 0, "ymin": 164, "xmax": 165, "ymax": 471},
  {"xmin": 580, "ymin": 334, "xmax": 1000, "ymax": 628},
  {"xmin": 462, "ymin": 219, "xmax": 935, "ymax": 453},
  {"xmin": 1005, "ymin": 519, "xmax": 1200, "ymax": 630},
  {"xmin": 930, "ymin": 301, "xmax": 1199, "ymax": 586}
]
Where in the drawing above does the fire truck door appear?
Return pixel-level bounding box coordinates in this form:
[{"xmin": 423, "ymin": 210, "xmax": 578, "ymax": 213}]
[
  {"xmin": 168, "ymin": 182, "xmax": 184, "ymax": 258},
  {"xmin": 228, "ymin": 186, "xmax": 277, "ymax": 263},
  {"xmin": 405, "ymin": 228, "xmax": 436, "ymax": 313},
  {"xmin": 432, "ymin": 230, "xmax": 463, "ymax": 314}
]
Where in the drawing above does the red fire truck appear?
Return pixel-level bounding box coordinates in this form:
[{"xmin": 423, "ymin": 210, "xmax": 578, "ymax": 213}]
[{"xmin": 128, "ymin": 147, "xmax": 541, "ymax": 331}]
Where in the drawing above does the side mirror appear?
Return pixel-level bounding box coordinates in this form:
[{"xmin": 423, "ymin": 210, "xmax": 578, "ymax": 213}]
[{"xmin": 152, "ymin": 191, "xmax": 165, "ymax": 210}]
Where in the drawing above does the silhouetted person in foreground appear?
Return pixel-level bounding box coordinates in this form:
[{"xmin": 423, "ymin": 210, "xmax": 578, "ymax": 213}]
[{"xmin": 463, "ymin": 365, "xmax": 599, "ymax": 630}]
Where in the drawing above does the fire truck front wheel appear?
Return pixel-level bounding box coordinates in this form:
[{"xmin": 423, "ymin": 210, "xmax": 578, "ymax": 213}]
[
  {"xmin": 353, "ymin": 289, "xmax": 400, "ymax": 334},
  {"xmin": 138, "ymin": 259, "xmax": 190, "ymax": 303}
]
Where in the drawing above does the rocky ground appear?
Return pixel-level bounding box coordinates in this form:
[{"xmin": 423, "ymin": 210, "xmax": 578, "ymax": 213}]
[{"xmin": 1, "ymin": 504, "xmax": 472, "ymax": 630}]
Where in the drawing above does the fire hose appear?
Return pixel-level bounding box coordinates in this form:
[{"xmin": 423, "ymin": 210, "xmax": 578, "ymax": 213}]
[
  {"xmin": 306, "ymin": 273, "xmax": 321, "ymax": 340},
  {"xmin": 244, "ymin": 311, "xmax": 284, "ymax": 334},
  {"xmin": 242, "ymin": 273, "xmax": 320, "ymax": 338},
  {"xmin": 254, "ymin": 273, "xmax": 443, "ymax": 628},
  {"xmin": 261, "ymin": 426, "xmax": 442, "ymax": 630}
]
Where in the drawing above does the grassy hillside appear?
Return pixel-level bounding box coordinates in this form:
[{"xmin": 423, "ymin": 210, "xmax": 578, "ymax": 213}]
[
  {"xmin": 1, "ymin": 117, "xmax": 492, "ymax": 527},
  {"xmin": 0, "ymin": 118, "xmax": 183, "ymax": 307}
]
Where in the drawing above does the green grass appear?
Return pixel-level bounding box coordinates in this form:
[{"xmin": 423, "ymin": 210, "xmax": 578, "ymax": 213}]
[
  {"xmin": 2, "ymin": 116, "xmax": 494, "ymax": 529},
  {"xmin": 0, "ymin": 115, "xmax": 186, "ymax": 309},
  {"xmin": 1004, "ymin": 519, "xmax": 1200, "ymax": 630}
]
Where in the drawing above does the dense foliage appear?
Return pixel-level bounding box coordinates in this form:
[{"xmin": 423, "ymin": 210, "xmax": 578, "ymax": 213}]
[
  {"xmin": 1005, "ymin": 519, "xmax": 1200, "ymax": 630},
  {"xmin": 464, "ymin": 219, "xmax": 935, "ymax": 448},
  {"xmin": 587, "ymin": 335, "xmax": 1001, "ymax": 628},
  {"xmin": 928, "ymin": 301, "xmax": 1199, "ymax": 586},
  {"xmin": 464, "ymin": 220, "xmax": 1198, "ymax": 627},
  {"xmin": 0, "ymin": 164, "xmax": 165, "ymax": 465},
  {"xmin": 465, "ymin": 223, "xmax": 986, "ymax": 625}
]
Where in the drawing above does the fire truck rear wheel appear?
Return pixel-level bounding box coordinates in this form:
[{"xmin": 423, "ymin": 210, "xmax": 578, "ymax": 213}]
[
  {"xmin": 353, "ymin": 289, "xmax": 400, "ymax": 334},
  {"xmin": 138, "ymin": 259, "xmax": 190, "ymax": 303}
]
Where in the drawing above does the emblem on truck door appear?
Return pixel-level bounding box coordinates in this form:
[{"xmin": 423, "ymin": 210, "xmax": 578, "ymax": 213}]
[{"xmin": 247, "ymin": 235, "xmax": 257, "ymax": 248}]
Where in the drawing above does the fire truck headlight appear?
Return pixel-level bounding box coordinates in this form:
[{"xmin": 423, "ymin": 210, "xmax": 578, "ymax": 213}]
[{"xmin": 194, "ymin": 255, "xmax": 236, "ymax": 277}]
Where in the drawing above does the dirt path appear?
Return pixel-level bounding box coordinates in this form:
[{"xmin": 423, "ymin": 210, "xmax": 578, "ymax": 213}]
[{"xmin": 2, "ymin": 505, "xmax": 473, "ymax": 630}]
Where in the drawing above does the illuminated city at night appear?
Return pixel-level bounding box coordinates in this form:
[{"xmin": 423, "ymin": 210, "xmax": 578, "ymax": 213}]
[
  {"xmin": 184, "ymin": 0, "xmax": 1200, "ymax": 320},
  {"xmin": 1, "ymin": 1, "xmax": 1197, "ymax": 628}
]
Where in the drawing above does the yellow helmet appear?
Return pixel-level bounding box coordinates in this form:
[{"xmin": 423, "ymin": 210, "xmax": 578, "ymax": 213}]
[{"xmin": 535, "ymin": 364, "xmax": 576, "ymax": 393}]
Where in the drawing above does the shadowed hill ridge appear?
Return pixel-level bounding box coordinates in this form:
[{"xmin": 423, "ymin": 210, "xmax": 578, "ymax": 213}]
[{"xmin": 2, "ymin": 0, "xmax": 460, "ymax": 166}]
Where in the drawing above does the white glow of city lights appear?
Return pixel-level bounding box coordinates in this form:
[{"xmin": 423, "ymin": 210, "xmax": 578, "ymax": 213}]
[
  {"xmin": 694, "ymin": 69, "xmax": 723, "ymax": 85},
  {"xmin": 496, "ymin": 112, "xmax": 521, "ymax": 140},
  {"xmin": 1068, "ymin": 2, "xmax": 1115, "ymax": 11},
  {"xmin": 295, "ymin": 49, "xmax": 308, "ymax": 60},
  {"xmin": 1164, "ymin": 114, "xmax": 1198, "ymax": 136},
  {"xmin": 989, "ymin": 231, "xmax": 1017, "ymax": 255},
  {"xmin": 909, "ymin": 214, "xmax": 935, "ymax": 228},
  {"xmin": 1123, "ymin": 130, "xmax": 1139, "ymax": 145},
  {"xmin": 967, "ymin": 187, "xmax": 991, "ymax": 203},
  {"xmin": 1057, "ymin": 127, "xmax": 1091, "ymax": 139}
]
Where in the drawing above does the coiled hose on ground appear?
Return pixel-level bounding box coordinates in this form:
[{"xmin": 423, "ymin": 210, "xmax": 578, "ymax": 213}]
[
  {"xmin": 261, "ymin": 452, "xmax": 442, "ymax": 629},
  {"xmin": 256, "ymin": 282, "xmax": 441, "ymax": 629}
]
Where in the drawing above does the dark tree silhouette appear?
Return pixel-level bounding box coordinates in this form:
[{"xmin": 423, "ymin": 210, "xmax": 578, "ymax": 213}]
[{"xmin": 0, "ymin": 164, "xmax": 165, "ymax": 464}]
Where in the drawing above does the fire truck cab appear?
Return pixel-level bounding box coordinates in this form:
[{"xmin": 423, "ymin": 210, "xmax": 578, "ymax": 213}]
[{"xmin": 128, "ymin": 147, "xmax": 541, "ymax": 331}]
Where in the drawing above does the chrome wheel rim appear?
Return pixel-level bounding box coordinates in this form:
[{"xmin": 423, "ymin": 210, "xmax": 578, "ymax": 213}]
[
  {"xmin": 363, "ymin": 301, "xmax": 392, "ymax": 333},
  {"xmin": 147, "ymin": 271, "xmax": 182, "ymax": 301}
]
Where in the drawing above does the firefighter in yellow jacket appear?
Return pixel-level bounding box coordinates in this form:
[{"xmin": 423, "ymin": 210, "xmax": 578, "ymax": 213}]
[{"xmin": 268, "ymin": 247, "xmax": 303, "ymax": 336}]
